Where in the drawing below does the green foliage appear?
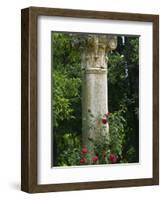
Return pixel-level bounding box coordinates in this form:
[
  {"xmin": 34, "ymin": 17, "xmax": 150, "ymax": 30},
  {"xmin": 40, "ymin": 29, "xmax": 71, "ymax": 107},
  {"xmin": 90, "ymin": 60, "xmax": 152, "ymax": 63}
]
[
  {"xmin": 90, "ymin": 126, "xmax": 111, "ymax": 164},
  {"xmin": 108, "ymin": 52, "xmax": 126, "ymax": 84},
  {"xmin": 52, "ymin": 33, "xmax": 82, "ymax": 165},
  {"xmin": 107, "ymin": 37, "xmax": 139, "ymax": 163},
  {"xmin": 124, "ymin": 37, "xmax": 139, "ymax": 65},
  {"xmin": 52, "ymin": 33, "xmax": 81, "ymax": 77},
  {"xmin": 56, "ymin": 133, "xmax": 81, "ymax": 166},
  {"xmin": 108, "ymin": 110, "xmax": 126, "ymax": 159},
  {"xmin": 53, "ymin": 70, "xmax": 81, "ymax": 127},
  {"xmin": 52, "ymin": 33, "xmax": 82, "ymax": 129}
]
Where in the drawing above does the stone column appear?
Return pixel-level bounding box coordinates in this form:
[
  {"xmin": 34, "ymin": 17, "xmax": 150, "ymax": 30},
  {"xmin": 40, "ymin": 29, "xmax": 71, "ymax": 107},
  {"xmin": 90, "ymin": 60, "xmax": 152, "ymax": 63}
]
[{"xmin": 81, "ymin": 35, "xmax": 117, "ymax": 156}]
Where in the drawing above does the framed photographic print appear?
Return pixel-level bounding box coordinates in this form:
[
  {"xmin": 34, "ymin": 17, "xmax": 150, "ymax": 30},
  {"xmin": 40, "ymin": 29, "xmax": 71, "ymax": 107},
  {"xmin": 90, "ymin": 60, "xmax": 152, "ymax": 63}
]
[{"xmin": 21, "ymin": 7, "xmax": 159, "ymax": 193}]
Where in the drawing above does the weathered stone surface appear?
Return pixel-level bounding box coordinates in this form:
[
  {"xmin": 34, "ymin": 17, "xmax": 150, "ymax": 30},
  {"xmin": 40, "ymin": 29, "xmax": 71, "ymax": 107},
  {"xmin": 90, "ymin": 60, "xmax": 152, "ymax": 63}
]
[{"xmin": 81, "ymin": 34, "xmax": 117, "ymax": 157}]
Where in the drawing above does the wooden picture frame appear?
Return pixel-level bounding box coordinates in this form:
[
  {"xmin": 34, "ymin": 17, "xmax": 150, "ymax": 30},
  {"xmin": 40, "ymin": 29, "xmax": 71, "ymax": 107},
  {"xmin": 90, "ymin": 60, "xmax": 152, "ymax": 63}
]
[{"xmin": 21, "ymin": 7, "xmax": 159, "ymax": 193}]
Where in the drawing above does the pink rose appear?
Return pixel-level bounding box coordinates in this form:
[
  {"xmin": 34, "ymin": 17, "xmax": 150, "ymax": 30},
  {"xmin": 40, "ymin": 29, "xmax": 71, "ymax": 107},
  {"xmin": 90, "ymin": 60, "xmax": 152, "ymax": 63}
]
[
  {"xmin": 92, "ymin": 156, "xmax": 98, "ymax": 163},
  {"xmin": 109, "ymin": 154, "xmax": 118, "ymax": 164},
  {"xmin": 81, "ymin": 147, "xmax": 88, "ymax": 154},
  {"xmin": 80, "ymin": 157, "xmax": 87, "ymax": 164}
]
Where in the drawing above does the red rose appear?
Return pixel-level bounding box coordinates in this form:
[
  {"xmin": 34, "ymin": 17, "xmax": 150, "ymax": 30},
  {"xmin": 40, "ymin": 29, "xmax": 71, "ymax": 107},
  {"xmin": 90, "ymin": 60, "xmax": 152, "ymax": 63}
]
[
  {"xmin": 102, "ymin": 118, "xmax": 107, "ymax": 124},
  {"xmin": 80, "ymin": 157, "xmax": 87, "ymax": 164},
  {"xmin": 109, "ymin": 154, "xmax": 117, "ymax": 164},
  {"xmin": 81, "ymin": 147, "xmax": 88, "ymax": 154},
  {"xmin": 92, "ymin": 156, "xmax": 98, "ymax": 163}
]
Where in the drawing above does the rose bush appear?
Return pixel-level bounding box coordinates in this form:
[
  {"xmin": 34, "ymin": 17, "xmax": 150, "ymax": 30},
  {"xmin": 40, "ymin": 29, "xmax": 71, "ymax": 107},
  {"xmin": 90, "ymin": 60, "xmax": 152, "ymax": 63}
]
[{"xmin": 57, "ymin": 110, "xmax": 126, "ymax": 166}]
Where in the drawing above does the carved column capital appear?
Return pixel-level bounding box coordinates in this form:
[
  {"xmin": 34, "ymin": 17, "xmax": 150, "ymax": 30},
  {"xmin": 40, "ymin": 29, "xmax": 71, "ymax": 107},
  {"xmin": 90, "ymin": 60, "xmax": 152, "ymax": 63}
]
[{"xmin": 79, "ymin": 35, "xmax": 117, "ymax": 71}]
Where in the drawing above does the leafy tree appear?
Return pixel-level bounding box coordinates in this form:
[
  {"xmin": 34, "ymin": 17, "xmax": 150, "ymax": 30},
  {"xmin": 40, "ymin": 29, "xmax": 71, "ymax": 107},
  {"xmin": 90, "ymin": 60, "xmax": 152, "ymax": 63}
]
[
  {"xmin": 52, "ymin": 33, "xmax": 82, "ymax": 165},
  {"xmin": 108, "ymin": 36, "xmax": 139, "ymax": 162}
]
